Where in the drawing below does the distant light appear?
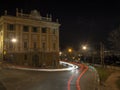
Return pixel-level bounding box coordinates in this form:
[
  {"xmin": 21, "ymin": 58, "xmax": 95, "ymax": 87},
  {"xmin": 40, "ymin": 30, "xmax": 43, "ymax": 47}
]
[
  {"xmin": 72, "ymin": 57, "xmax": 75, "ymax": 59},
  {"xmin": 68, "ymin": 48, "xmax": 72, "ymax": 53},
  {"xmin": 82, "ymin": 46, "xmax": 87, "ymax": 50},
  {"xmin": 59, "ymin": 52, "xmax": 62, "ymax": 56}
]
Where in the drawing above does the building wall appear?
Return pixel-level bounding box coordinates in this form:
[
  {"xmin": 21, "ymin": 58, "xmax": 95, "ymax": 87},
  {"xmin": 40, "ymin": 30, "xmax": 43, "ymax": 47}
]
[
  {"xmin": 0, "ymin": 10, "xmax": 60, "ymax": 67},
  {"xmin": 5, "ymin": 52, "xmax": 59, "ymax": 67}
]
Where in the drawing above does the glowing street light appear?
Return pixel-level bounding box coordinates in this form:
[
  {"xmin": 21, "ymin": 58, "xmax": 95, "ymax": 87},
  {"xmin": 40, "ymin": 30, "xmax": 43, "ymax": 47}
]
[
  {"xmin": 68, "ymin": 48, "xmax": 72, "ymax": 53},
  {"xmin": 82, "ymin": 45, "xmax": 87, "ymax": 50},
  {"xmin": 11, "ymin": 38, "xmax": 17, "ymax": 43},
  {"xmin": 68, "ymin": 48, "xmax": 72, "ymax": 61},
  {"xmin": 59, "ymin": 51, "xmax": 62, "ymax": 56}
]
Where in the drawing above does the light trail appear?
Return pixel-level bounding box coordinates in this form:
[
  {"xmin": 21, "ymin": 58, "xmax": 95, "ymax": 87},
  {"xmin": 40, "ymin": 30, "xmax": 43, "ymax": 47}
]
[
  {"xmin": 8, "ymin": 61, "xmax": 78, "ymax": 72},
  {"xmin": 76, "ymin": 65, "xmax": 88, "ymax": 90}
]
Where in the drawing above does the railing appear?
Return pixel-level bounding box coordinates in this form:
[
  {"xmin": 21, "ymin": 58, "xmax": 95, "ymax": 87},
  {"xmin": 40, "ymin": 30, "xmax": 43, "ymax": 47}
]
[{"xmin": 17, "ymin": 13, "xmax": 52, "ymax": 22}]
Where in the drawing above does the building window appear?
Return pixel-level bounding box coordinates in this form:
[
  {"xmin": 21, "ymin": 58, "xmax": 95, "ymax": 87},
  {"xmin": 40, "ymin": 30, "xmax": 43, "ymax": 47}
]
[
  {"xmin": 7, "ymin": 24, "xmax": 15, "ymax": 31},
  {"xmin": 8, "ymin": 33, "xmax": 15, "ymax": 39},
  {"xmin": 32, "ymin": 27, "xmax": 38, "ymax": 32},
  {"xmin": 33, "ymin": 42, "xmax": 37, "ymax": 49},
  {"xmin": 24, "ymin": 42, "xmax": 28, "ymax": 49},
  {"xmin": 53, "ymin": 29, "xmax": 56, "ymax": 34},
  {"xmin": 24, "ymin": 54, "xmax": 27, "ymax": 60},
  {"xmin": 42, "ymin": 42, "xmax": 45, "ymax": 50},
  {"xmin": 9, "ymin": 42, "xmax": 13, "ymax": 49},
  {"xmin": 53, "ymin": 43, "xmax": 56, "ymax": 50},
  {"xmin": 23, "ymin": 26, "xmax": 29, "ymax": 32},
  {"xmin": 42, "ymin": 27, "xmax": 47, "ymax": 33}
]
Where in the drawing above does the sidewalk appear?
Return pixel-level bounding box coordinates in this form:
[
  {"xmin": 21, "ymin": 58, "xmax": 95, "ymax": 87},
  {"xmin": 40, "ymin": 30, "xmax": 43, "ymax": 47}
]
[{"xmin": 100, "ymin": 71, "xmax": 120, "ymax": 90}]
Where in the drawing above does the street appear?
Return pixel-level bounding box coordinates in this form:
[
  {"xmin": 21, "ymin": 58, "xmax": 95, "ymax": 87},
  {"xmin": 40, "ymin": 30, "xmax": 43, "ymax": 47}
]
[{"xmin": 0, "ymin": 64, "xmax": 99, "ymax": 90}]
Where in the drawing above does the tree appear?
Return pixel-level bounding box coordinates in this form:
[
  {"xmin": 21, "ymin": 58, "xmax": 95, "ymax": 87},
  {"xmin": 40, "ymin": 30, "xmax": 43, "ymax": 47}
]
[{"xmin": 108, "ymin": 27, "xmax": 120, "ymax": 50}]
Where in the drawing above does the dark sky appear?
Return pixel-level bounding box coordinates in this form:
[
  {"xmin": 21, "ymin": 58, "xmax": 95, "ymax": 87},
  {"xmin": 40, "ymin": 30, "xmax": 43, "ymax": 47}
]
[{"xmin": 1, "ymin": 0, "xmax": 120, "ymax": 50}]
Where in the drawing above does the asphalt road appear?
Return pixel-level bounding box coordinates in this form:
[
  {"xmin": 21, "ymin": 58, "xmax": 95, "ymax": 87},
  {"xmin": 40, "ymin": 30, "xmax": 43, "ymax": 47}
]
[{"xmin": 0, "ymin": 65, "xmax": 99, "ymax": 90}]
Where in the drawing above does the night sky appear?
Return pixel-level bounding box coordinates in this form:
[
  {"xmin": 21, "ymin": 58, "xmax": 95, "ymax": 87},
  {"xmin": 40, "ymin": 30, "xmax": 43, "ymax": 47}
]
[{"xmin": 1, "ymin": 0, "xmax": 120, "ymax": 50}]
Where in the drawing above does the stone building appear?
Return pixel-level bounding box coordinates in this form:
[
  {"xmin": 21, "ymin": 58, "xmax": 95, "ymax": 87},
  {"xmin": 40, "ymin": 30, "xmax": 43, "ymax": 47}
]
[{"xmin": 0, "ymin": 9, "xmax": 60, "ymax": 67}]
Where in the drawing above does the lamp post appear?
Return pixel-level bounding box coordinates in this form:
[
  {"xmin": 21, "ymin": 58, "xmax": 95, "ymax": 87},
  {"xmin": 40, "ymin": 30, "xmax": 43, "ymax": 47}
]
[
  {"xmin": 2, "ymin": 38, "xmax": 17, "ymax": 64},
  {"xmin": 59, "ymin": 51, "xmax": 62, "ymax": 60},
  {"xmin": 11, "ymin": 38, "xmax": 17, "ymax": 63},
  {"xmin": 68, "ymin": 48, "xmax": 72, "ymax": 61},
  {"xmin": 82, "ymin": 45, "xmax": 88, "ymax": 63}
]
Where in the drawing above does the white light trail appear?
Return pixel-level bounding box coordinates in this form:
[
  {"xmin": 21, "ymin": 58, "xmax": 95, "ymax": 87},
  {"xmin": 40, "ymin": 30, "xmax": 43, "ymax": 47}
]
[{"xmin": 8, "ymin": 61, "xmax": 79, "ymax": 72}]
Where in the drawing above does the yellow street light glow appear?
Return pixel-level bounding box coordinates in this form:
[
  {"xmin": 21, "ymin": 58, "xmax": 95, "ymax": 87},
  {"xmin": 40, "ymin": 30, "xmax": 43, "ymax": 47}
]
[{"xmin": 68, "ymin": 48, "xmax": 72, "ymax": 53}]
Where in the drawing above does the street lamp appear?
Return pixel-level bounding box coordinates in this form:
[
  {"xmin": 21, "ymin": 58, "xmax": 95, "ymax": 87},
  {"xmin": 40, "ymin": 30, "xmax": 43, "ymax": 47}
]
[
  {"xmin": 59, "ymin": 51, "xmax": 62, "ymax": 56},
  {"xmin": 68, "ymin": 48, "xmax": 72, "ymax": 61},
  {"xmin": 10, "ymin": 38, "xmax": 17, "ymax": 63},
  {"xmin": 59, "ymin": 51, "xmax": 62, "ymax": 60},
  {"xmin": 68, "ymin": 48, "xmax": 72, "ymax": 53},
  {"xmin": 2, "ymin": 38, "xmax": 17, "ymax": 63},
  {"xmin": 81, "ymin": 45, "xmax": 88, "ymax": 63},
  {"xmin": 11, "ymin": 38, "xmax": 17, "ymax": 43},
  {"xmin": 82, "ymin": 45, "xmax": 87, "ymax": 50}
]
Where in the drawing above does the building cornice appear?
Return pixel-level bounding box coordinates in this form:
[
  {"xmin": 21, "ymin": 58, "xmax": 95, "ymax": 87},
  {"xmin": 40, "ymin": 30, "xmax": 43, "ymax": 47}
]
[{"xmin": 2, "ymin": 15, "xmax": 60, "ymax": 28}]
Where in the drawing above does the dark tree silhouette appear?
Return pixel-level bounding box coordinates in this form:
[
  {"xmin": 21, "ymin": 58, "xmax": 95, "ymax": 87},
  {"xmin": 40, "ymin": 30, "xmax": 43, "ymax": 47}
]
[{"xmin": 108, "ymin": 27, "xmax": 120, "ymax": 50}]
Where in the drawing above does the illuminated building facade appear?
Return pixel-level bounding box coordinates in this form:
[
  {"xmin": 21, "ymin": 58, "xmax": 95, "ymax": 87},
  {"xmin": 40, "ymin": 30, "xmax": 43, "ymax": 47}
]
[{"xmin": 0, "ymin": 9, "xmax": 60, "ymax": 67}]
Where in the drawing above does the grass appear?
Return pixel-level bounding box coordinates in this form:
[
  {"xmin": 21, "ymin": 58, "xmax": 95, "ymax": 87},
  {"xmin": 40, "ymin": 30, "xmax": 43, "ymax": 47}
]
[
  {"xmin": 95, "ymin": 66, "xmax": 114, "ymax": 83},
  {"xmin": 116, "ymin": 76, "xmax": 120, "ymax": 89}
]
